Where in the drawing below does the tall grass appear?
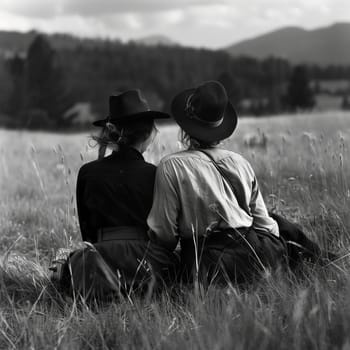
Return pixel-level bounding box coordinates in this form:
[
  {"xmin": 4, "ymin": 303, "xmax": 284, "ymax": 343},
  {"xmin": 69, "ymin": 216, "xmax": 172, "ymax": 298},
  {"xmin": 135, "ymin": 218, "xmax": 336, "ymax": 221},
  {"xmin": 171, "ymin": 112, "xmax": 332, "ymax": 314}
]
[{"xmin": 1, "ymin": 112, "xmax": 350, "ymax": 349}]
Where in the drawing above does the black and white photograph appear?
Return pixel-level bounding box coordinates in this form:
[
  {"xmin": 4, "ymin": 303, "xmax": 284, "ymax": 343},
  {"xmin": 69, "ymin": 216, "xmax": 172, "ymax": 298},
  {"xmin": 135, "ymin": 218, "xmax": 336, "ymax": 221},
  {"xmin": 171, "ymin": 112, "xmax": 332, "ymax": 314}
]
[{"xmin": 0, "ymin": 0, "xmax": 350, "ymax": 348}]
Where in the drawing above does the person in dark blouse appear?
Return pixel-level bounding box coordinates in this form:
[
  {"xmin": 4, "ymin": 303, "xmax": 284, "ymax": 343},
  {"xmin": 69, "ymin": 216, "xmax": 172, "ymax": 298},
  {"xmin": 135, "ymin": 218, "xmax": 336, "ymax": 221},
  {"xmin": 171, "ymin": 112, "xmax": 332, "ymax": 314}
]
[
  {"xmin": 76, "ymin": 146, "xmax": 156, "ymax": 243},
  {"xmin": 66, "ymin": 90, "xmax": 179, "ymax": 299}
]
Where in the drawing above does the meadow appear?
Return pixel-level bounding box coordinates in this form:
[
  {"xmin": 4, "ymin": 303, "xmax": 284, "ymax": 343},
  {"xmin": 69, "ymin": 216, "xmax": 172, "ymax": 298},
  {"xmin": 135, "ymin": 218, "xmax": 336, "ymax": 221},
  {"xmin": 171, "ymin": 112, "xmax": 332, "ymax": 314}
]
[{"xmin": 1, "ymin": 111, "xmax": 350, "ymax": 349}]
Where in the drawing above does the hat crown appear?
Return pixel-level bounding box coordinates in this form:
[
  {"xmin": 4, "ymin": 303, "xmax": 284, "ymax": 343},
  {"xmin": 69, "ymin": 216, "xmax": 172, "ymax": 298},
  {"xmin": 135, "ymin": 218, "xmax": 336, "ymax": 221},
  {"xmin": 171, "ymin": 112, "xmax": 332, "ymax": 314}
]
[
  {"xmin": 170, "ymin": 79, "xmax": 238, "ymax": 143},
  {"xmin": 109, "ymin": 90, "xmax": 150, "ymax": 120},
  {"xmin": 189, "ymin": 81, "xmax": 228, "ymax": 124},
  {"xmin": 93, "ymin": 89, "xmax": 169, "ymax": 126}
]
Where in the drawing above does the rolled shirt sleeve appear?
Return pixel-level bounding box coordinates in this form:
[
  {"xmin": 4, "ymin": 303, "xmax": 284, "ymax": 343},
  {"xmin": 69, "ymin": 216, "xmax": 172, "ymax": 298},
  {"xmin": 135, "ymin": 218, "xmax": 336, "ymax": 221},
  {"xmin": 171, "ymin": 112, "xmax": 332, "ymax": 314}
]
[
  {"xmin": 147, "ymin": 161, "xmax": 180, "ymax": 250},
  {"xmin": 248, "ymin": 171, "xmax": 279, "ymax": 237}
]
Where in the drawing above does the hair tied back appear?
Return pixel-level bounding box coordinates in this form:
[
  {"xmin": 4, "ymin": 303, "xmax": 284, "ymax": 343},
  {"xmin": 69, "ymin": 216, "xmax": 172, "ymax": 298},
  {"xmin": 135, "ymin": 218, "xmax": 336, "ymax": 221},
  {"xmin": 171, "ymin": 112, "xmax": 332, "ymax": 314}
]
[
  {"xmin": 106, "ymin": 122, "xmax": 124, "ymax": 144},
  {"xmin": 116, "ymin": 128, "xmax": 124, "ymax": 145}
]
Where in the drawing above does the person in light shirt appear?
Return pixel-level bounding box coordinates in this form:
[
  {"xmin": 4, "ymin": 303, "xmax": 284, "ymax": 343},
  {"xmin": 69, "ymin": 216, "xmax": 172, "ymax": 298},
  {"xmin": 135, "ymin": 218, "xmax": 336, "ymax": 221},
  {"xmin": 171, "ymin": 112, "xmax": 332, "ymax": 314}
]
[{"xmin": 147, "ymin": 81, "xmax": 334, "ymax": 285}]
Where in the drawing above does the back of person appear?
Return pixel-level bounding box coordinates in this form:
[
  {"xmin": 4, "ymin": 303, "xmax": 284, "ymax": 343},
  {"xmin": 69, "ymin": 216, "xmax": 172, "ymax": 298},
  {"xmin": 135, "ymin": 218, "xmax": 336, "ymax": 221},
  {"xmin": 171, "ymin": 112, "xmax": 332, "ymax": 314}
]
[
  {"xmin": 149, "ymin": 147, "xmax": 285, "ymax": 285},
  {"xmin": 62, "ymin": 90, "xmax": 179, "ymax": 299},
  {"xmin": 150, "ymin": 148, "xmax": 278, "ymax": 241},
  {"xmin": 147, "ymin": 81, "xmax": 287, "ymax": 285},
  {"xmin": 77, "ymin": 147, "xmax": 156, "ymax": 243}
]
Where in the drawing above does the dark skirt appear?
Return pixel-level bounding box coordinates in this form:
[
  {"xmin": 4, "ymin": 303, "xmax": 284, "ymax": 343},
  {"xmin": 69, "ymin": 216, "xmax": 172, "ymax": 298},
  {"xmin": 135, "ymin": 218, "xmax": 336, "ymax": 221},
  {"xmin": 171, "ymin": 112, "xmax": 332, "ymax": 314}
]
[
  {"xmin": 65, "ymin": 238, "xmax": 179, "ymax": 299},
  {"xmin": 180, "ymin": 228, "xmax": 288, "ymax": 286}
]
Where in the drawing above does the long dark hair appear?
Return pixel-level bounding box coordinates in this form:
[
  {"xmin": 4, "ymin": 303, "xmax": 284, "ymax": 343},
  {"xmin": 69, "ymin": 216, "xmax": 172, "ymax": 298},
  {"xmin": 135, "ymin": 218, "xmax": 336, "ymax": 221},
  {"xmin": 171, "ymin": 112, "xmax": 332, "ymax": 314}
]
[{"xmin": 92, "ymin": 119, "xmax": 155, "ymax": 159}]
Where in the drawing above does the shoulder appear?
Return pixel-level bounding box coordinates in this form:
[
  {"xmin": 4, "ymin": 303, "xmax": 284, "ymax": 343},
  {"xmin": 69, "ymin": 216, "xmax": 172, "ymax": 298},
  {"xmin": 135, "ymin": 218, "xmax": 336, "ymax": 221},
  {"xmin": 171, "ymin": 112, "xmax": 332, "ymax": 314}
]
[
  {"xmin": 142, "ymin": 160, "xmax": 157, "ymax": 170},
  {"xmin": 138, "ymin": 160, "xmax": 157, "ymax": 181},
  {"xmin": 80, "ymin": 155, "xmax": 155, "ymax": 171},
  {"xmin": 160, "ymin": 150, "xmax": 197, "ymax": 163},
  {"xmin": 158, "ymin": 150, "xmax": 201, "ymax": 172},
  {"xmin": 158, "ymin": 148, "xmax": 255, "ymax": 175},
  {"xmin": 77, "ymin": 157, "xmax": 109, "ymax": 176},
  {"xmin": 78, "ymin": 156, "xmax": 156, "ymax": 184},
  {"xmin": 195, "ymin": 148, "xmax": 255, "ymax": 180},
  {"xmin": 159, "ymin": 148, "xmax": 251, "ymax": 170},
  {"xmin": 219, "ymin": 149, "xmax": 251, "ymax": 168},
  {"xmin": 77, "ymin": 159, "xmax": 100, "ymax": 176},
  {"xmin": 217, "ymin": 149, "xmax": 256, "ymax": 179},
  {"xmin": 153, "ymin": 151, "xmax": 193, "ymax": 184}
]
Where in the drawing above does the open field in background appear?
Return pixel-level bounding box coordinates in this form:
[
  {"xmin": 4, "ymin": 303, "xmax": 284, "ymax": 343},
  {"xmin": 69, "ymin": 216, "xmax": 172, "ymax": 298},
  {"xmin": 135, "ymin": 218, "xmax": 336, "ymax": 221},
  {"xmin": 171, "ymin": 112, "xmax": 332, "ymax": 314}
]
[{"xmin": 1, "ymin": 111, "xmax": 350, "ymax": 349}]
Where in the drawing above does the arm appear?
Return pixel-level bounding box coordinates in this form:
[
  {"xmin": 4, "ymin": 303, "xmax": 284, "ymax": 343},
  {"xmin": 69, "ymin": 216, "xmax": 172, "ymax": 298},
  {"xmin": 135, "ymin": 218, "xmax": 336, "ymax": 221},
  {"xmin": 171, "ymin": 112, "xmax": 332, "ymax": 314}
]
[
  {"xmin": 147, "ymin": 161, "xmax": 180, "ymax": 251},
  {"xmin": 247, "ymin": 165, "xmax": 279, "ymax": 237},
  {"xmin": 76, "ymin": 168, "xmax": 95, "ymax": 242}
]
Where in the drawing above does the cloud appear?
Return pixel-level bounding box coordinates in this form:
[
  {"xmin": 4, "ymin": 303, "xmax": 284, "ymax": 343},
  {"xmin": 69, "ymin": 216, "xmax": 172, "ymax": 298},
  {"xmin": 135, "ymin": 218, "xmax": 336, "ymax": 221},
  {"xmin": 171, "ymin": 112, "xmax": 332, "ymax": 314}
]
[
  {"xmin": 0, "ymin": 0, "xmax": 349, "ymax": 48},
  {"xmin": 1, "ymin": 0, "xmax": 219, "ymax": 18},
  {"xmin": 1, "ymin": 0, "xmax": 58, "ymax": 18},
  {"xmin": 64, "ymin": 0, "xmax": 216, "ymax": 16}
]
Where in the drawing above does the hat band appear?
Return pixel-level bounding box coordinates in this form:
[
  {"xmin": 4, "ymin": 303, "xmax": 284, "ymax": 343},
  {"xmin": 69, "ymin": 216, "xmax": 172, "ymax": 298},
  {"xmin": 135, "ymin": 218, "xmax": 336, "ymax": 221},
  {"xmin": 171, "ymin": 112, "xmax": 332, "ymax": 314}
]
[{"xmin": 185, "ymin": 94, "xmax": 224, "ymax": 127}]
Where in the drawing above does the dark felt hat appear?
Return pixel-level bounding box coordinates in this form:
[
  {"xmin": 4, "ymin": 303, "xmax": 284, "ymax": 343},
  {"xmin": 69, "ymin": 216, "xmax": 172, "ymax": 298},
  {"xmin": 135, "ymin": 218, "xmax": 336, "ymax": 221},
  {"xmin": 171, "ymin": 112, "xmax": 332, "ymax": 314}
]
[
  {"xmin": 93, "ymin": 90, "xmax": 170, "ymax": 127},
  {"xmin": 171, "ymin": 81, "xmax": 238, "ymax": 143}
]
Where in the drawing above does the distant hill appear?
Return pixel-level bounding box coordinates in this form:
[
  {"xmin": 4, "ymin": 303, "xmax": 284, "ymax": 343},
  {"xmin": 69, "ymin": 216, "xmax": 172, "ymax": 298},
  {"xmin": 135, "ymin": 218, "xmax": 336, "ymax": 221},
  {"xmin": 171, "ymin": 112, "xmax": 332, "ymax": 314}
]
[
  {"xmin": 0, "ymin": 30, "xmax": 120, "ymax": 56},
  {"xmin": 1, "ymin": 23, "xmax": 350, "ymax": 66},
  {"xmin": 0, "ymin": 30, "xmax": 37, "ymax": 55},
  {"xmin": 132, "ymin": 35, "xmax": 178, "ymax": 46},
  {"xmin": 0, "ymin": 30, "xmax": 177, "ymax": 57},
  {"xmin": 225, "ymin": 23, "xmax": 350, "ymax": 66}
]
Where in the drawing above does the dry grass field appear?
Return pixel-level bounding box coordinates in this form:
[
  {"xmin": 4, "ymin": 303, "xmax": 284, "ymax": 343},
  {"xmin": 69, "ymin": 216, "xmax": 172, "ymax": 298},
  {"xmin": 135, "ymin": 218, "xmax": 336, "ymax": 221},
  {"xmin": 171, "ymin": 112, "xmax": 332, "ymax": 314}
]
[{"xmin": 1, "ymin": 111, "xmax": 350, "ymax": 349}]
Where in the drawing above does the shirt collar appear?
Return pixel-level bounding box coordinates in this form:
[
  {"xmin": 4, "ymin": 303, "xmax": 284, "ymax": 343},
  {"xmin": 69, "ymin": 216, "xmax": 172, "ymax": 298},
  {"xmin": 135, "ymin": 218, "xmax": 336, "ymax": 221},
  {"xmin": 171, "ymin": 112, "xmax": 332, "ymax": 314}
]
[{"xmin": 111, "ymin": 146, "xmax": 144, "ymax": 161}]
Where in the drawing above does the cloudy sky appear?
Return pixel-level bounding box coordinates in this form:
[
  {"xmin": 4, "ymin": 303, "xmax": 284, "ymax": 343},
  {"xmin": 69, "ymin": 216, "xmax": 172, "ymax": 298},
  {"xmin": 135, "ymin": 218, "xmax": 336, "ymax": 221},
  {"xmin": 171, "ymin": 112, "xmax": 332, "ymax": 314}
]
[{"xmin": 1, "ymin": 0, "xmax": 350, "ymax": 48}]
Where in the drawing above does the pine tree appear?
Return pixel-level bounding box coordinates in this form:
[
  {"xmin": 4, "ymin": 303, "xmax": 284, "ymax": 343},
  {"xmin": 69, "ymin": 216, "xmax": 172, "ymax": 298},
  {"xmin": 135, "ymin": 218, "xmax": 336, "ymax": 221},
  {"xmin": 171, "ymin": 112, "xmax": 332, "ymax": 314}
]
[
  {"xmin": 342, "ymin": 94, "xmax": 350, "ymax": 110},
  {"xmin": 217, "ymin": 71, "xmax": 242, "ymax": 105},
  {"xmin": 286, "ymin": 65, "xmax": 315, "ymax": 111},
  {"xmin": 25, "ymin": 35, "xmax": 73, "ymax": 128},
  {"xmin": 6, "ymin": 54, "xmax": 25, "ymax": 125}
]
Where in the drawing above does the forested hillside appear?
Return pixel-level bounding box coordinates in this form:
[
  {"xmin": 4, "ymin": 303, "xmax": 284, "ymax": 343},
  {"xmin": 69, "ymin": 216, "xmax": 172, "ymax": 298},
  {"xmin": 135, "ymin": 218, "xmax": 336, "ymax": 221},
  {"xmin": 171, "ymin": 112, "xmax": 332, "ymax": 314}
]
[{"xmin": 1, "ymin": 33, "xmax": 350, "ymax": 129}]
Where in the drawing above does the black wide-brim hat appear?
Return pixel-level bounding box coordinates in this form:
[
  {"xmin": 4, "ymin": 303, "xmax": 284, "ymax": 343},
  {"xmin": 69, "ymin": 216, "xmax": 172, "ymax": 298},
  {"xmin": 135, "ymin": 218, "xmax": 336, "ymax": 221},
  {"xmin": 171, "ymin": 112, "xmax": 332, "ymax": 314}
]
[
  {"xmin": 93, "ymin": 89, "xmax": 170, "ymax": 127},
  {"xmin": 171, "ymin": 81, "xmax": 238, "ymax": 143}
]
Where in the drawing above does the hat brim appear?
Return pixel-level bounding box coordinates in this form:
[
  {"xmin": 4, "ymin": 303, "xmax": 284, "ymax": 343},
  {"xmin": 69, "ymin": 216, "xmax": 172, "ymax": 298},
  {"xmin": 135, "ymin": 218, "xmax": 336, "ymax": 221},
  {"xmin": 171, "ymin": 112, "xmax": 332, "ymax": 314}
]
[
  {"xmin": 171, "ymin": 88, "xmax": 238, "ymax": 143},
  {"xmin": 92, "ymin": 110, "xmax": 170, "ymax": 127}
]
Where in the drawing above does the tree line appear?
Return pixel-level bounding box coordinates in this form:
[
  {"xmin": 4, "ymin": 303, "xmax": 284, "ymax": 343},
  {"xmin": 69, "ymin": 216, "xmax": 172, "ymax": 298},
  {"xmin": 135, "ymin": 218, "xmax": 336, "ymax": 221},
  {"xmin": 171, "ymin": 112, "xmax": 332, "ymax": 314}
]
[{"xmin": 1, "ymin": 34, "xmax": 349, "ymax": 129}]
